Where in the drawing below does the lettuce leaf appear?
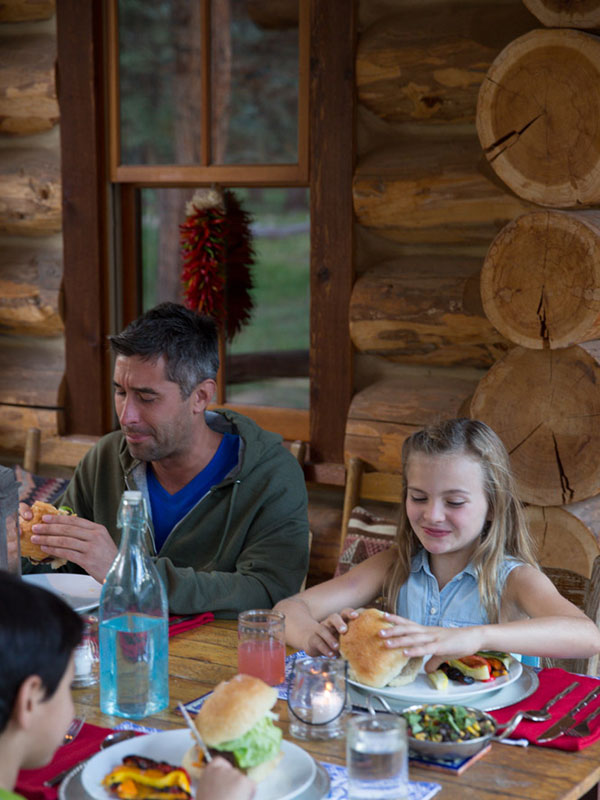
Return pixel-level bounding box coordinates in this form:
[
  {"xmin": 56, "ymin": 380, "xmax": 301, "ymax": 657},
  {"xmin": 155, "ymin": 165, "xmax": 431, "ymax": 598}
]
[{"xmin": 214, "ymin": 715, "xmax": 282, "ymax": 769}]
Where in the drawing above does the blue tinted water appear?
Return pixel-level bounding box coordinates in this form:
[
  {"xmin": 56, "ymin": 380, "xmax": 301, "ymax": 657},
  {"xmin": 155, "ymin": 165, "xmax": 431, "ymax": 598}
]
[{"xmin": 99, "ymin": 614, "xmax": 168, "ymax": 719}]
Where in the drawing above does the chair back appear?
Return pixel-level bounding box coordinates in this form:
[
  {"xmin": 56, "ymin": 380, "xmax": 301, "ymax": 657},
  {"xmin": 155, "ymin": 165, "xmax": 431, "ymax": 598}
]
[
  {"xmin": 339, "ymin": 456, "xmax": 402, "ymax": 562},
  {"xmin": 541, "ymin": 556, "xmax": 600, "ymax": 676},
  {"xmin": 23, "ymin": 427, "xmax": 99, "ymax": 476}
]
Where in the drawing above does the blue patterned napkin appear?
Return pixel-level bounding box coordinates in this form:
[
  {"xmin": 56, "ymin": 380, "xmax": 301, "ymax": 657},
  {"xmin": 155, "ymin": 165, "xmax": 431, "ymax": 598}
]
[{"xmin": 321, "ymin": 762, "xmax": 441, "ymax": 800}]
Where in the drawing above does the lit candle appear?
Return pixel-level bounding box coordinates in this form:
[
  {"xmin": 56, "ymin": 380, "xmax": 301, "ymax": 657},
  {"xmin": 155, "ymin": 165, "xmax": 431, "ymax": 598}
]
[{"xmin": 311, "ymin": 683, "xmax": 344, "ymax": 724}]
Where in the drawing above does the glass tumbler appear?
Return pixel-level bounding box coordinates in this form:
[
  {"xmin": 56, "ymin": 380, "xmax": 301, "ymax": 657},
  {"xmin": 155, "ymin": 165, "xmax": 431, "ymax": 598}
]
[
  {"xmin": 72, "ymin": 613, "xmax": 99, "ymax": 688},
  {"xmin": 287, "ymin": 656, "xmax": 347, "ymax": 740},
  {"xmin": 237, "ymin": 609, "xmax": 286, "ymax": 686},
  {"xmin": 347, "ymin": 713, "xmax": 408, "ymax": 800}
]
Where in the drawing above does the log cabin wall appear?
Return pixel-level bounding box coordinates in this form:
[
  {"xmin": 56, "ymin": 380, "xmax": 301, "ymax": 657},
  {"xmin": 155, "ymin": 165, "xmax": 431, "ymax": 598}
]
[
  {"xmin": 310, "ymin": 0, "xmax": 545, "ymax": 583},
  {"xmin": 347, "ymin": 0, "xmax": 539, "ymax": 475},
  {"xmin": 324, "ymin": 0, "xmax": 600, "ymax": 587},
  {"xmin": 0, "ymin": 1, "xmax": 64, "ymax": 460}
]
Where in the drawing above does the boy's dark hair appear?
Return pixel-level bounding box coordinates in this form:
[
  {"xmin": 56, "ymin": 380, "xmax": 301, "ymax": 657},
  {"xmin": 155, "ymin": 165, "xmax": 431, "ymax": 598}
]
[
  {"xmin": 109, "ymin": 302, "xmax": 219, "ymax": 399},
  {"xmin": 0, "ymin": 572, "xmax": 83, "ymax": 732}
]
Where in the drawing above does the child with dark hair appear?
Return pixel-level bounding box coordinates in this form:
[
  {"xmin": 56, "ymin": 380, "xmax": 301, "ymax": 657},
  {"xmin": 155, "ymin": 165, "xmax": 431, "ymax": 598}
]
[
  {"xmin": 0, "ymin": 574, "xmax": 255, "ymax": 800},
  {"xmin": 0, "ymin": 571, "xmax": 83, "ymax": 797}
]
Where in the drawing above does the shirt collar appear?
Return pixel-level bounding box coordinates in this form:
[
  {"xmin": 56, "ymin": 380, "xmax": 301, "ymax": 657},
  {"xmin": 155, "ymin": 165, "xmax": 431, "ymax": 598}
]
[{"xmin": 411, "ymin": 547, "xmax": 478, "ymax": 580}]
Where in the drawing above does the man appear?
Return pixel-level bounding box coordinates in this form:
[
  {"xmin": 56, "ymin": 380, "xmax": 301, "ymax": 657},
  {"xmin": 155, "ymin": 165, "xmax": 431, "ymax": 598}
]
[{"xmin": 22, "ymin": 303, "xmax": 309, "ymax": 616}]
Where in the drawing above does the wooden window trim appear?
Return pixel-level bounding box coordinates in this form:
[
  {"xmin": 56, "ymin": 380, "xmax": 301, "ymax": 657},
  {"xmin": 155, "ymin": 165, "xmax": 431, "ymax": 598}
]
[
  {"xmin": 56, "ymin": 0, "xmax": 354, "ymax": 470},
  {"xmin": 106, "ymin": 0, "xmax": 309, "ymax": 182}
]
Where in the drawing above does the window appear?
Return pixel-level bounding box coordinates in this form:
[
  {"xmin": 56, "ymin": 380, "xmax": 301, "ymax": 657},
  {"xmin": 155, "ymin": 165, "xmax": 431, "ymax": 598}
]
[{"xmin": 57, "ymin": 0, "xmax": 353, "ymax": 467}]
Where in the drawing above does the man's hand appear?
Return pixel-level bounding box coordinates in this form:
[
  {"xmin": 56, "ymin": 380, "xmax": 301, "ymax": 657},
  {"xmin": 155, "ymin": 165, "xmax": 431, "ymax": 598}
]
[{"xmin": 29, "ymin": 512, "xmax": 118, "ymax": 583}]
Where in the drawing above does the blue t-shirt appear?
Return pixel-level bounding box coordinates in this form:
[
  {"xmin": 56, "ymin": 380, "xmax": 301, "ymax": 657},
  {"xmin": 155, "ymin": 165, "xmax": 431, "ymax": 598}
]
[{"xmin": 147, "ymin": 433, "xmax": 239, "ymax": 552}]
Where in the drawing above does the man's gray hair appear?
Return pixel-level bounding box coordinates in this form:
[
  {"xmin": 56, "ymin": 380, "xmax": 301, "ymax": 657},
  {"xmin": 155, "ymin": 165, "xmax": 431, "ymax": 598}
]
[{"xmin": 109, "ymin": 302, "xmax": 219, "ymax": 398}]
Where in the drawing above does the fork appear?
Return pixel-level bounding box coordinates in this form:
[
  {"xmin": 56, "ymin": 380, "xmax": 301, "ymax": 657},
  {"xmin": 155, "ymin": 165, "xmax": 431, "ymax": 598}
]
[
  {"xmin": 62, "ymin": 715, "xmax": 86, "ymax": 746},
  {"xmin": 566, "ymin": 705, "xmax": 600, "ymax": 738}
]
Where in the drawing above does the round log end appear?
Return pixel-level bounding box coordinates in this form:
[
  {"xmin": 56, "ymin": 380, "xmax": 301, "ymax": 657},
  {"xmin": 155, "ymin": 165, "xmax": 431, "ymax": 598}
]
[
  {"xmin": 477, "ymin": 29, "xmax": 600, "ymax": 207},
  {"xmin": 481, "ymin": 210, "xmax": 600, "ymax": 348},
  {"xmin": 470, "ymin": 345, "xmax": 600, "ymax": 506}
]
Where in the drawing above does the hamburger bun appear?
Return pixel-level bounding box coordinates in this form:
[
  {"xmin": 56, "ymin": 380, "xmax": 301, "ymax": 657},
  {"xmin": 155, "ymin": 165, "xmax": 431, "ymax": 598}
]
[
  {"xmin": 183, "ymin": 674, "xmax": 282, "ymax": 782},
  {"xmin": 339, "ymin": 608, "xmax": 423, "ymax": 688},
  {"xmin": 20, "ymin": 501, "xmax": 72, "ymax": 569}
]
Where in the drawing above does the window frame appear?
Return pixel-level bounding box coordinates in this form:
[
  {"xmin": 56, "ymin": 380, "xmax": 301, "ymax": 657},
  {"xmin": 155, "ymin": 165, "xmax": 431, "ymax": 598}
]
[{"xmin": 56, "ymin": 0, "xmax": 354, "ymax": 470}]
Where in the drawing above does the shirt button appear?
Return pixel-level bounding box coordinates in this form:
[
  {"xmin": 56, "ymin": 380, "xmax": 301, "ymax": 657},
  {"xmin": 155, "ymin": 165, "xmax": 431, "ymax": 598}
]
[{"xmin": 430, "ymin": 607, "xmax": 437, "ymax": 614}]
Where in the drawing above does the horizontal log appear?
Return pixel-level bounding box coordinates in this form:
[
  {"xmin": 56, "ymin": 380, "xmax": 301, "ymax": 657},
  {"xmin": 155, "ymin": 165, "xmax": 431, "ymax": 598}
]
[
  {"xmin": 350, "ymin": 258, "xmax": 511, "ymax": 368},
  {"xmin": 0, "ymin": 0, "xmax": 55, "ymax": 22},
  {"xmin": 0, "ymin": 34, "xmax": 58, "ymax": 135},
  {"xmin": 481, "ymin": 210, "xmax": 600, "ymax": 349},
  {"xmin": 471, "ymin": 343, "xmax": 600, "ymax": 506},
  {"xmin": 0, "ymin": 335, "xmax": 64, "ymax": 408},
  {"xmin": 345, "ymin": 375, "xmax": 479, "ymax": 471},
  {"xmin": 210, "ymin": 402, "xmax": 309, "ymax": 442},
  {"xmin": 226, "ymin": 349, "xmax": 308, "ymax": 382},
  {"xmin": 0, "ymin": 241, "xmax": 63, "ymax": 335},
  {"xmin": 357, "ymin": 2, "xmax": 536, "ymax": 124},
  {"xmin": 0, "ymin": 149, "xmax": 61, "ymax": 235},
  {"xmin": 523, "ymin": 0, "xmax": 600, "ymax": 28},
  {"xmin": 353, "ymin": 139, "xmax": 533, "ymax": 245},
  {"xmin": 477, "ymin": 29, "xmax": 600, "ymax": 207},
  {"xmin": 525, "ymin": 501, "xmax": 600, "ymax": 577}
]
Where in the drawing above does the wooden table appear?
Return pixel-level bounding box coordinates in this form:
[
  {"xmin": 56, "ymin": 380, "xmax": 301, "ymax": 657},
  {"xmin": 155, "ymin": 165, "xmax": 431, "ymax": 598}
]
[{"xmin": 73, "ymin": 619, "xmax": 600, "ymax": 800}]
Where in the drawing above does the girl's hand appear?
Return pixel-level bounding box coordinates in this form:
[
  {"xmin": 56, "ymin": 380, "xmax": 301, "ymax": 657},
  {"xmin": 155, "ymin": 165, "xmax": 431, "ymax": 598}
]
[
  {"xmin": 379, "ymin": 613, "xmax": 483, "ymax": 664},
  {"xmin": 306, "ymin": 608, "xmax": 359, "ymax": 657}
]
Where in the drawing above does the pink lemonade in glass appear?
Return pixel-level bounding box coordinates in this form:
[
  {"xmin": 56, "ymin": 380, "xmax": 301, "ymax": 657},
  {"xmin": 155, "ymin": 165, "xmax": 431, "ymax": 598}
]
[
  {"xmin": 237, "ymin": 638, "xmax": 286, "ymax": 686},
  {"xmin": 237, "ymin": 609, "xmax": 286, "ymax": 686}
]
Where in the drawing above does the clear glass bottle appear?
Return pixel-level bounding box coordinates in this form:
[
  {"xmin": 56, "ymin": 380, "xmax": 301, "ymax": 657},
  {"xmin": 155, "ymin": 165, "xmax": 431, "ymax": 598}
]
[{"xmin": 98, "ymin": 490, "xmax": 168, "ymax": 718}]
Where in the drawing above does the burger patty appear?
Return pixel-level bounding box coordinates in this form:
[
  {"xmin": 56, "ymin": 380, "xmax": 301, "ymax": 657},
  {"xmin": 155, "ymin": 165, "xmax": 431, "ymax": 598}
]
[{"xmin": 208, "ymin": 748, "xmax": 237, "ymax": 767}]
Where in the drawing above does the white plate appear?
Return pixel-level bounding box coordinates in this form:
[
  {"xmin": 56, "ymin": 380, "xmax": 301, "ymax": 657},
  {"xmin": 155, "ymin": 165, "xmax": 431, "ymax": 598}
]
[
  {"xmin": 349, "ymin": 658, "xmax": 523, "ymax": 703},
  {"xmin": 81, "ymin": 729, "xmax": 316, "ymax": 800},
  {"xmin": 23, "ymin": 574, "xmax": 102, "ymax": 613},
  {"xmin": 62, "ymin": 759, "xmax": 329, "ymax": 800},
  {"xmin": 348, "ymin": 663, "xmax": 539, "ymax": 713}
]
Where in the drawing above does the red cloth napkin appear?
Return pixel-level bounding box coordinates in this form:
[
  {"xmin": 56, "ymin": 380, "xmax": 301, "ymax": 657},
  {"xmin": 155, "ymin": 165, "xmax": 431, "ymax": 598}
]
[
  {"xmin": 491, "ymin": 667, "xmax": 600, "ymax": 751},
  {"xmin": 168, "ymin": 612, "xmax": 214, "ymax": 637},
  {"xmin": 16, "ymin": 722, "xmax": 115, "ymax": 800}
]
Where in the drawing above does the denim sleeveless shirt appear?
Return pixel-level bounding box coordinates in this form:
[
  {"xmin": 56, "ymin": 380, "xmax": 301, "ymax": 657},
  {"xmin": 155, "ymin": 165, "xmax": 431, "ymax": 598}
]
[{"xmin": 395, "ymin": 548, "xmax": 524, "ymax": 627}]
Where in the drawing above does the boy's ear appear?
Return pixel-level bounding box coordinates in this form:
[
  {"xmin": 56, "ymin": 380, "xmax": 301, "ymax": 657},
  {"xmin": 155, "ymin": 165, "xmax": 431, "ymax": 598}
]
[{"xmin": 12, "ymin": 675, "xmax": 44, "ymax": 730}]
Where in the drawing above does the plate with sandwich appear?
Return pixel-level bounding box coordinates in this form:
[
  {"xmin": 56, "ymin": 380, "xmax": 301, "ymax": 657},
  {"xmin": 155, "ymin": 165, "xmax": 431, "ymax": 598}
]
[
  {"xmin": 83, "ymin": 675, "xmax": 317, "ymax": 800},
  {"xmin": 22, "ymin": 574, "xmax": 102, "ymax": 613},
  {"xmin": 340, "ymin": 608, "xmax": 522, "ymax": 702}
]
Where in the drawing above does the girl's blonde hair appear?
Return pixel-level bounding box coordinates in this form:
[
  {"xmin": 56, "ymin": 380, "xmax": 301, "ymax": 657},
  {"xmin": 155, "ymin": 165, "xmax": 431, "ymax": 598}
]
[{"xmin": 383, "ymin": 418, "xmax": 538, "ymax": 622}]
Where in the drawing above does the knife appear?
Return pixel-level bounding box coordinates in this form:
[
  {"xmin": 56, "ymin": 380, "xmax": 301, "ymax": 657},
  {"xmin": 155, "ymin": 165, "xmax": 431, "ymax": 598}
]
[
  {"xmin": 537, "ymin": 685, "xmax": 600, "ymax": 742},
  {"xmin": 177, "ymin": 702, "xmax": 212, "ymax": 763}
]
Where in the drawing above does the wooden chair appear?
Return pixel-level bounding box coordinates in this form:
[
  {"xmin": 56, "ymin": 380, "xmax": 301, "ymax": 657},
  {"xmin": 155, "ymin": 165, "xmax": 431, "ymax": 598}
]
[
  {"xmin": 542, "ymin": 556, "xmax": 600, "ymax": 676},
  {"xmin": 22, "ymin": 427, "xmax": 99, "ymax": 476},
  {"xmin": 339, "ymin": 456, "xmax": 402, "ymax": 560}
]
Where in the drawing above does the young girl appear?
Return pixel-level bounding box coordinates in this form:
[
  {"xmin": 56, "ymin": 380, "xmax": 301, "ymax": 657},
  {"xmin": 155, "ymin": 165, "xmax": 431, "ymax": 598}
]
[{"xmin": 275, "ymin": 418, "xmax": 600, "ymax": 669}]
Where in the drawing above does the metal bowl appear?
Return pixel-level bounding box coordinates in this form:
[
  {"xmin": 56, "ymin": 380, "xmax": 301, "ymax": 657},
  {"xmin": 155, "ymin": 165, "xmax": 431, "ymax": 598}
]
[{"xmin": 402, "ymin": 703, "xmax": 501, "ymax": 760}]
